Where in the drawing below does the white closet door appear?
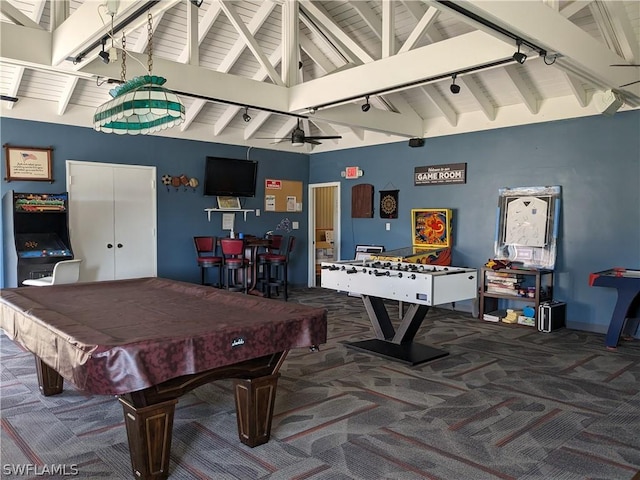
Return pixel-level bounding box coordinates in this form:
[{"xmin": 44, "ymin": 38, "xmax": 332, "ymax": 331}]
[
  {"xmin": 67, "ymin": 161, "xmax": 157, "ymax": 282},
  {"xmin": 113, "ymin": 165, "xmax": 157, "ymax": 279},
  {"xmin": 68, "ymin": 162, "xmax": 117, "ymax": 281}
]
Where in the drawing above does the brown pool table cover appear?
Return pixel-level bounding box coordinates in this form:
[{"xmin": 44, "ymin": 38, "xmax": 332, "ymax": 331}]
[{"xmin": 0, "ymin": 277, "xmax": 327, "ymax": 395}]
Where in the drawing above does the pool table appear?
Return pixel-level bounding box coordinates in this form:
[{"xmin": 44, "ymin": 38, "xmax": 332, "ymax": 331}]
[{"xmin": 0, "ymin": 277, "xmax": 327, "ymax": 480}]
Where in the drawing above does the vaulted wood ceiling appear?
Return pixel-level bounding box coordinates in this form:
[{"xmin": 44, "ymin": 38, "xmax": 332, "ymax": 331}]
[{"xmin": 1, "ymin": 0, "xmax": 639, "ymax": 153}]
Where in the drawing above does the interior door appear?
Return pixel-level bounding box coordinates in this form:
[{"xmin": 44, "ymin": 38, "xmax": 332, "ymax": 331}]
[
  {"xmin": 113, "ymin": 166, "xmax": 157, "ymax": 279},
  {"xmin": 67, "ymin": 162, "xmax": 116, "ymax": 281}
]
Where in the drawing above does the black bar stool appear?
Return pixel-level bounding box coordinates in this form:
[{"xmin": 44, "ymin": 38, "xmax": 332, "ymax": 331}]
[
  {"xmin": 220, "ymin": 238, "xmax": 249, "ymax": 293},
  {"xmin": 262, "ymin": 235, "xmax": 295, "ymax": 301},
  {"xmin": 193, "ymin": 236, "xmax": 222, "ymax": 287}
]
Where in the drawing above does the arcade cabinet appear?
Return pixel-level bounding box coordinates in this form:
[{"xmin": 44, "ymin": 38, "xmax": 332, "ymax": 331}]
[{"xmin": 3, "ymin": 191, "xmax": 74, "ymax": 287}]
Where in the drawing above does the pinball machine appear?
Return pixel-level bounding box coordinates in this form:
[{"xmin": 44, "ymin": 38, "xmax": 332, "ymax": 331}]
[
  {"xmin": 370, "ymin": 208, "xmax": 453, "ymax": 266},
  {"xmin": 2, "ymin": 191, "xmax": 74, "ymax": 287}
]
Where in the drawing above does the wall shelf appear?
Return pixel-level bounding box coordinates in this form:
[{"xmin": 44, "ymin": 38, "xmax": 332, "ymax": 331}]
[{"xmin": 204, "ymin": 208, "xmax": 254, "ymax": 222}]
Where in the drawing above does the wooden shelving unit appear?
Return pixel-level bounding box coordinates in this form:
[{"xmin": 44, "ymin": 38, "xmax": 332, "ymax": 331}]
[{"xmin": 479, "ymin": 267, "xmax": 554, "ymax": 325}]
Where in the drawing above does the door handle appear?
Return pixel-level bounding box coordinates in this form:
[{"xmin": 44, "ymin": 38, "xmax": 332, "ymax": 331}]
[{"xmin": 107, "ymin": 243, "xmax": 113, "ymax": 249}]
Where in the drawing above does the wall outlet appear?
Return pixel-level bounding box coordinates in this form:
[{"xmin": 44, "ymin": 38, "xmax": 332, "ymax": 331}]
[
  {"xmin": 292, "ymin": 221, "xmax": 299, "ymax": 230},
  {"xmin": 386, "ymin": 223, "xmax": 391, "ymax": 231},
  {"xmin": 255, "ymin": 209, "xmax": 260, "ymax": 216}
]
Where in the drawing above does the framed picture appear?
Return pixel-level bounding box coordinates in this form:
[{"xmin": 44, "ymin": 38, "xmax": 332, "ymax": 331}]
[
  {"xmin": 4, "ymin": 145, "xmax": 53, "ymax": 182},
  {"xmin": 217, "ymin": 196, "xmax": 241, "ymax": 210}
]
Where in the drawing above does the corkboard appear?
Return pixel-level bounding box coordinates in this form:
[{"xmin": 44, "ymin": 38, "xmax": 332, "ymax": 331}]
[
  {"xmin": 352, "ymin": 183, "xmax": 374, "ymax": 218},
  {"xmin": 264, "ymin": 179, "xmax": 303, "ymax": 212}
]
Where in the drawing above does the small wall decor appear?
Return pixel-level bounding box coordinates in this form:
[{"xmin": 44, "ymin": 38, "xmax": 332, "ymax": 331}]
[
  {"xmin": 4, "ymin": 144, "xmax": 54, "ymax": 182},
  {"xmin": 161, "ymin": 174, "xmax": 199, "ymax": 192},
  {"xmin": 275, "ymin": 217, "xmax": 292, "ymax": 233},
  {"xmin": 379, "ymin": 189, "xmax": 399, "ymax": 219},
  {"xmin": 351, "ymin": 183, "xmax": 374, "ymax": 218}
]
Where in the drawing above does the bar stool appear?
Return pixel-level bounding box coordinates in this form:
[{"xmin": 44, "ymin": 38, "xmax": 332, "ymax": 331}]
[
  {"xmin": 220, "ymin": 238, "xmax": 249, "ymax": 293},
  {"xmin": 257, "ymin": 234, "xmax": 283, "ymax": 291},
  {"xmin": 262, "ymin": 235, "xmax": 295, "ymax": 301},
  {"xmin": 194, "ymin": 236, "xmax": 222, "ymax": 287}
]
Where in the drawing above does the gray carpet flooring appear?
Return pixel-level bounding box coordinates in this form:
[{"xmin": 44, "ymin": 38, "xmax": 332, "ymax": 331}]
[{"xmin": 2, "ymin": 287, "xmax": 640, "ymax": 479}]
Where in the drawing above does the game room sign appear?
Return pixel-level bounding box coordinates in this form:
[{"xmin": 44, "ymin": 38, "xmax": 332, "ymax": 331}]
[{"xmin": 414, "ymin": 163, "xmax": 467, "ymax": 186}]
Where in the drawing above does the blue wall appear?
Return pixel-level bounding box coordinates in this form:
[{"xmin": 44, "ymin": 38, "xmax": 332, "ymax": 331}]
[
  {"xmin": 0, "ymin": 118, "xmax": 310, "ymax": 288},
  {"xmin": 2, "ymin": 112, "xmax": 639, "ymax": 335},
  {"xmin": 309, "ymin": 111, "xmax": 640, "ymax": 334}
]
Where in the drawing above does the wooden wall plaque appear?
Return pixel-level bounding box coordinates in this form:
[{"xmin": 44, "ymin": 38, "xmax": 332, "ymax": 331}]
[{"xmin": 351, "ymin": 183, "xmax": 374, "ymax": 218}]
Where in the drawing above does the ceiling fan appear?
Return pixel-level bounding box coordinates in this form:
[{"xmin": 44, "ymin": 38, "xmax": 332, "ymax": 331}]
[
  {"xmin": 260, "ymin": 119, "xmax": 342, "ymax": 146},
  {"xmin": 610, "ymin": 64, "xmax": 640, "ymax": 87}
]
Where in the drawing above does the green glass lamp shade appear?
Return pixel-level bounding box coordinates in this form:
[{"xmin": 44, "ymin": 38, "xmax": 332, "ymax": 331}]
[{"xmin": 93, "ymin": 75, "xmax": 185, "ymax": 134}]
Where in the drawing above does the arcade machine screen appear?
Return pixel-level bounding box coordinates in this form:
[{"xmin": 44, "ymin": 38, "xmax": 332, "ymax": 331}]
[{"xmin": 16, "ymin": 233, "xmax": 72, "ymax": 258}]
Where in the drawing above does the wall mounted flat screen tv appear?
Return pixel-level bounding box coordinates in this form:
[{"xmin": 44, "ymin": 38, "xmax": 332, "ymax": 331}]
[{"xmin": 203, "ymin": 156, "xmax": 258, "ymax": 197}]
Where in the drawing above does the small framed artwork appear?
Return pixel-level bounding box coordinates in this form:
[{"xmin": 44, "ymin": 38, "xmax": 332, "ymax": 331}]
[
  {"xmin": 4, "ymin": 145, "xmax": 54, "ymax": 182},
  {"xmin": 217, "ymin": 196, "xmax": 241, "ymax": 210}
]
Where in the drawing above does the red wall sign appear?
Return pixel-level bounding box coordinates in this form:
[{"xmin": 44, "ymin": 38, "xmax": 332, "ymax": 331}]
[{"xmin": 265, "ymin": 179, "xmax": 282, "ymax": 189}]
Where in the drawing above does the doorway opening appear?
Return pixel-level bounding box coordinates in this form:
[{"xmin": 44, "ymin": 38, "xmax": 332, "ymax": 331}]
[{"xmin": 308, "ymin": 182, "xmax": 340, "ymax": 287}]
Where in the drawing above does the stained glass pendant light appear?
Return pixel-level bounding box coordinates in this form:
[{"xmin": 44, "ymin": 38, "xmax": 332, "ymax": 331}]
[{"xmin": 93, "ymin": 11, "xmax": 185, "ymax": 135}]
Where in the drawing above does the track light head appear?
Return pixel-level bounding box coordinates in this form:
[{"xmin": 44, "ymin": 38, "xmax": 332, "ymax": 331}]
[
  {"xmin": 513, "ymin": 39, "xmax": 527, "ymax": 64},
  {"xmin": 450, "ymin": 74, "xmax": 460, "ymax": 94},
  {"xmin": 99, "ymin": 38, "xmax": 110, "ymax": 64},
  {"xmin": 361, "ymin": 95, "xmax": 371, "ymax": 112},
  {"xmin": 189, "ymin": 0, "xmax": 204, "ymax": 7},
  {"xmin": 242, "ymin": 107, "xmax": 251, "ymax": 122},
  {"xmin": 98, "ymin": 50, "xmax": 110, "ymax": 64}
]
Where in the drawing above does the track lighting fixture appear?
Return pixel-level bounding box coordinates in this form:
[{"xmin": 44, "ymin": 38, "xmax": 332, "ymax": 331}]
[
  {"xmin": 98, "ymin": 38, "xmax": 110, "ymax": 64},
  {"xmin": 450, "ymin": 74, "xmax": 460, "ymax": 94},
  {"xmin": 361, "ymin": 95, "xmax": 371, "ymax": 112},
  {"xmin": 513, "ymin": 39, "xmax": 527, "ymax": 65},
  {"xmin": 242, "ymin": 107, "xmax": 251, "ymax": 122}
]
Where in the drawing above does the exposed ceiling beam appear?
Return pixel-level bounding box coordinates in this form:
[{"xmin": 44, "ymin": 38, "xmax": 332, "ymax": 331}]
[
  {"xmin": 381, "ymin": 0, "xmax": 395, "ymax": 58},
  {"xmin": 288, "ymin": 31, "xmax": 514, "ymax": 111},
  {"xmin": 83, "ymin": 52, "xmax": 290, "ymax": 113},
  {"xmin": 422, "ymin": 85, "xmax": 457, "ymax": 126},
  {"xmin": 219, "ymin": 1, "xmax": 284, "ymax": 86},
  {"xmin": 51, "ymin": 0, "xmax": 181, "ymax": 66},
  {"xmin": 460, "ymin": 74, "xmax": 496, "ymax": 121},
  {"xmin": 504, "ymin": 64, "xmax": 539, "ymax": 114},
  {"xmin": 300, "ymin": 0, "xmax": 374, "ymax": 64},
  {"xmin": 438, "ymin": 1, "xmax": 639, "ymax": 98},
  {"xmin": 57, "ymin": 76, "xmax": 79, "ymax": 116},
  {"xmin": 176, "ymin": 2, "xmax": 223, "ymax": 63},
  {"xmin": 0, "ymin": 1, "xmax": 43, "ymax": 29},
  {"xmin": 308, "ymin": 104, "xmax": 423, "ymax": 138}
]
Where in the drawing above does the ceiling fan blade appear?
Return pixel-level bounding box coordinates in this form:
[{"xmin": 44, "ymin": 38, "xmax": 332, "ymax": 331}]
[
  {"xmin": 306, "ymin": 135, "xmax": 343, "ymax": 140},
  {"xmin": 610, "ymin": 64, "xmax": 640, "ymax": 67},
  {"xmin": 619, "ymin": 80, "xmax": 640, "ymax": 87},
  {"xmin": 305, "ymin": 138, "xmax": 322, "ymax": 145}
]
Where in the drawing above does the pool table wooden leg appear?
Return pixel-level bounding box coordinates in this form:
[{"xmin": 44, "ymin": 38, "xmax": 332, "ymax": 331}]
[
  {"xmin": 233, "ymin": 373, "xmax": 280, "ymax": 447},
  {"xmin": 119, "ymin": 397, "xmax": 178, "ymax": 480},
  {"xmin": 34, "ymin": 355, "xmax": 63, "ymax": 396}
]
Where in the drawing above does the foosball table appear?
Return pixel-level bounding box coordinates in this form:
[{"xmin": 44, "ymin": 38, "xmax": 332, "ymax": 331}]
[{"xmin": 321, "ymin": 259, "xmax": 478, "ymax": 365}]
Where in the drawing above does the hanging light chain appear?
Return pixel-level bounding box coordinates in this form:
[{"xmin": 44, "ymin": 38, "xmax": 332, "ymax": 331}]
[
  {"xmin": 121, "ymin": 31, "xmax": 127, "ymax": 82},
  {"xmin": 147, "ymin": 10, "xmax": 153, "ymax": 75}
]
